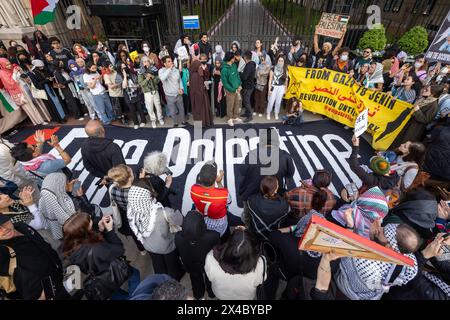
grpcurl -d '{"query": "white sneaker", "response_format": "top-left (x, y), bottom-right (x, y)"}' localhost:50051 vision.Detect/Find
top-left (78, 117), bottom-right (84, 121)
top-left (234, 118), bottom-right (243, 123)
top-left (134, 125), bottom-right (139, 130)
top-left (159, 119), bottom-right (164, 125)
top-left (42, 121), bottom-right (49, 125)
top-left (253, 112), bottom-right (257, 116)
top-left (275, 114), bottom-right (279, 120)
top-left (151, 121), bottom-right (156, 128)
top-left (266, 114), bottom-right (271, 120)
top-left (139, 123), bottom-right (146, 127)
top-left (83, 113), bottom-right (88, 117)
top-left (227, 119), bottom-right (234, 127)
top-left (258, 114), bottom-right (262, 117)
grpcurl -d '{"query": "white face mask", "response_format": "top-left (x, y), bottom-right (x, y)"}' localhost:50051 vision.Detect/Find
top-left (341, 54), bottom-right (348, 61)
top-left (143, 46), bottom-right (149, 53)
top-left (71, 67), bottom-right (77, 71)
top-left (414, 62), bottom-right (422, 69)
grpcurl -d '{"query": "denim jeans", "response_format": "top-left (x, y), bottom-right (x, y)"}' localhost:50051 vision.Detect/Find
top-left (110, 266), bottom-right (141, 300)
top-left (92, 92), bottom-right (115, 124)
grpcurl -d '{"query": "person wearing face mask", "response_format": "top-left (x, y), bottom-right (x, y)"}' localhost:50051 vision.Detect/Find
top-left (331, 47), bottom-right (354, 75)
top-left (313, 24), bottom-right (346, 69)
top-left (120, 62), bottom-right (146, 129)
top-left (408, 54), bottom-right (428, 85)
top-left (189, 54), bottom-right (213, 127)
top-left (141, 41), bottom-right (162, 69)
top-left (390, 85), bottom-right (444, 149)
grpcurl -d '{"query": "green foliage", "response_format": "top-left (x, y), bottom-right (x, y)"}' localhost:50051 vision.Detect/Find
top-left (358, 24), bottom-right (387, 52)
top-left (398, 26), bottom-right (429, 56)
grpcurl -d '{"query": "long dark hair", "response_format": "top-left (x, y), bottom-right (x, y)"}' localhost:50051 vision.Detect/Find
top-left (260, 175), bottom-right (279, 199)
top-left (217, 229), bottom-right (259, 274)
top-left (401, 142), bottom-right (426, 165)
top-left (133, 178), bottom-right (158, 198)
top-left (62, 212), bottom-right (104, 257)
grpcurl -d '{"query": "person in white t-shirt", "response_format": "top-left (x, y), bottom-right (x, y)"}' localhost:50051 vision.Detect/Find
top-left (83, 61), bottom-right (115, 125)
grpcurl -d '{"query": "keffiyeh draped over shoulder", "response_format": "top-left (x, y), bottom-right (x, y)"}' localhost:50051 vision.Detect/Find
top-left (127, 185), bottom-right (164, 242)
top-left (336, 224), bottom-right (418, 300)
top-left (39, 172), bottom-right (76, 240)
top-left (332, 186), bottom-right (388, 238)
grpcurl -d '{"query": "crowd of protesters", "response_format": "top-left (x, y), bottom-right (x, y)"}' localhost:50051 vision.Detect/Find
top-left (0, 23), bottom-right (449, 301)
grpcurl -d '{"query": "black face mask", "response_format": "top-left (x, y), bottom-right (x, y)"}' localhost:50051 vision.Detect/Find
top-left (201, 61), bottom-right (207, 65)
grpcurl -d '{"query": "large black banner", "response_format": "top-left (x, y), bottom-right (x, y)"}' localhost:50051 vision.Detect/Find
top-left (425, 10), bottom-right (450, 64)
top-left (10, 120), bottom-right (373, 216)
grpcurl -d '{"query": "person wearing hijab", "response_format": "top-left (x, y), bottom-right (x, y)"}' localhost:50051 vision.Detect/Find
top-left (127, 178), bottom-right (184, 281)
top-left (18, 73), bottom-right (52, 125)
top-left (212, 45), bottom-right (225, 64)
top-left (363, 62), bottom-right (384, 90)
top-left (28, 59), bottom-right (67, 123)
top-left (331, 186), bottom-right (389, 238)
top-left (189, 54), bottom-right (213, 127)
top-left (39, 172), bottom-right (77, 240)
top-left (175, 211), bottom-right (220, 300)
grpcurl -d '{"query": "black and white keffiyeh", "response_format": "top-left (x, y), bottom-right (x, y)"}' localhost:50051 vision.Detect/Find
top-left (39, 173), bottom-right (76, 240)
top-left (336, 224), bottom-right (418, 300)
top-left (423, 272), bottom-right (450, 297)
top-left (127, 186), bottom-right (164, 243)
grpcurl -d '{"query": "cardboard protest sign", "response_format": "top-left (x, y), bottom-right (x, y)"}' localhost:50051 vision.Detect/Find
top-left (316, 12), bottom-right (349, 39)
top-left (286, 67), bottom-right (414, 150)
top-left (425, 10), bottom-right (450, 64)
top-left (354, 108), bottom-right (368, 137)
top-left (298, 215), bottom-right (414, 266)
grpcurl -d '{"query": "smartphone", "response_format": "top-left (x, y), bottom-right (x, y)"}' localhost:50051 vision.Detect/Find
top-left (345, 183), bottom-right (358, 198)
top-left (72, 180), bottom-right (81, 196)
top-left (163, 167), bottom-right (173, 176)
top-left (41, 276), bottom-right (56, 300)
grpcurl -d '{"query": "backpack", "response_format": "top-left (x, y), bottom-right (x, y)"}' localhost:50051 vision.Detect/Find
top-left (0, 246), bottom-right (17, 294)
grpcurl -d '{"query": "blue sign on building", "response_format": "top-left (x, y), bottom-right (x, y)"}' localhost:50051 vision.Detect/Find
top-left (183, 15), bottom-right (200, 29)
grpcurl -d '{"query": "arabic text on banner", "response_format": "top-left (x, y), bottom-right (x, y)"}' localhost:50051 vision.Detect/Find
top-left (285, 67), bottom-right (414, 150)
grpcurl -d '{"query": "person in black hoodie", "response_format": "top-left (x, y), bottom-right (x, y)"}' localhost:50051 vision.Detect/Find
top-left (175, 211), bottom-right (220, 300)
top-left (243, 175), bottom-right (289, 241)
top-left (81, 120), bottom-right (126, 183)
top-left (240, 51), bottom-right (256, 123)
top-left (382, 188), bottom-right (438, 242)
top-left (62, 212), bottom-right (140, 300)
top-left (349, 135), bottom-right (400, 190)
top-left (423, 117), bottom-right (450, 183)
top-left (0, 214), bottom-right (69, 300)
top-left (239, 128), bottom-right (295, 203)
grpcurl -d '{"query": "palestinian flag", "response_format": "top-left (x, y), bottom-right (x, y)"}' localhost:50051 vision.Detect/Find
top-left (0, 90), bottom-right (19, 113)
top-left (31, 0), bottom-right (60, 25)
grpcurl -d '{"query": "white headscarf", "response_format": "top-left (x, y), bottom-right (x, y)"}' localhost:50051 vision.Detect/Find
top-left (39, 172), bottom-right (76, 240)
top-left (127, 185), bottom-right (164, 242)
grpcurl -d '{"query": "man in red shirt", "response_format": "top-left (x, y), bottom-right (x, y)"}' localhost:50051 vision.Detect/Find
top-left (190, 161), bottom-right (230, 236)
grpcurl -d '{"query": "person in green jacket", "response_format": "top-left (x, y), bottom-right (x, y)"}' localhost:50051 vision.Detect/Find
top-left (221, 52), bottom-right (242, 127)
top-left (138, 56), bottom-right (164, 128)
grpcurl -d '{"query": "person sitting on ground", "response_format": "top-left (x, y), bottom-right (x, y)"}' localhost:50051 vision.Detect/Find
top-left (274, 189), bottom-right (331, 280)
top-left (127, 178), bottom-right (184, 281)
top-left (141, 151), bottom-right (176, 208)
top-left (204, 227), bottom-right (266, 300)
top-left (191, 161), bottom-right (230, 237)
top-left (386, 141), bottom-right (426, 190)
top-left (62, 212), bottom-right (140, 300)
top-left (175, 211), bottom-right (220, 300)
top-left (0, 213), bottom-right (69, 300)
top-left (286, 169), bottom-right (336, 222)
top-left (242, 175), bottom-right (290, 241)
top-left (390, 85), bottom-right (444, 149)
top-left (10, 132), bottom-right (71, 189)
top-left (349, 135), bottom-right (400, 191)
top-left (335, 222), bottom-right (420, 300)
top-left (80, 120), bottom-right (125, 183)
top-left (331, 186), bottom-right (389, 238)
top-left (282, 97), bottom-right (303, 126)
top-left (382, 187), bottom-right (438, 241)
top-left (107, 164), bottom-right (146, 253)
top-left (0, 186), bottom-right (44, 230)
